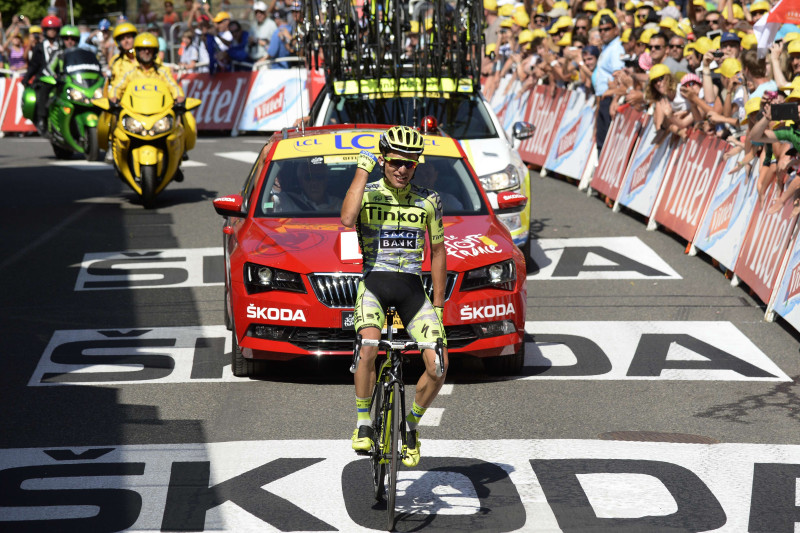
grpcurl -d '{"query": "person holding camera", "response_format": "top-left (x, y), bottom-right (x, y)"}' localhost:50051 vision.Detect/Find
top-left (266, 3), bottom-right (301, 68)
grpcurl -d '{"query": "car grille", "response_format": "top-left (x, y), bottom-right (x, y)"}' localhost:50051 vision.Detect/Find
top-left (308, 272), bottom-right (458, 308)
top-left (288, 325), bottom-right (478, 351)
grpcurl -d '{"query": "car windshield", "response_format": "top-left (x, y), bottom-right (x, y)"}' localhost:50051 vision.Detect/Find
top-left (256, 155), bottom-right (488, 218)
top-left (323, 95), bottom-right (497, 140)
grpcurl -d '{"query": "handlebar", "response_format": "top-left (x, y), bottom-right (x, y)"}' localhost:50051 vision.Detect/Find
top-left (349, 334), bottom-right (445, 376)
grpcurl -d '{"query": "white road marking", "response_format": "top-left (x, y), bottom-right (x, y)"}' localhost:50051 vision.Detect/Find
top-left (49, 161), bottom-right (111, 170)
top-left (439, 384), bottom-right (454, 395)
top-left (521, 321), bottom-right (790, 381)
top-left (528, 236), bottom-right (681, 280)
top-left (0, 439), bottom-right (797, 532)
top-left (419, 407), bottom-right (444, 426)
top-left (215, 151), bottom-right (259, 163)
top-left (180, 160), bottom-right (207, 167)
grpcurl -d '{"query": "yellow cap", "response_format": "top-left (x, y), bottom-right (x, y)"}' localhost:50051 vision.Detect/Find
top-left (592, 9), bottom-right (618, 27)
top-left (779, 76), bottom-right (800, 91)
top-left (787, 88), bottom-right (800, 102)
top-left (548, 15), bottom-right (573, 33)
top-left (639, 28), bottom-right (656, 43)
top-left (531, 28), bottom-right (548, 39)
top-left (789, 40), bottom-right (800, 54)
top-left (512, 10), bottom-right (530, 27)
top-left (29, 25), bottom-right (42, 33)
top-left (683, 43), bottom-right (696, 57)
top-left (498, 4), bottom-right (514, 17)
top-left (484, 0), bottom-right (498, 11)
top-left (741, 97), bottom-right (761, 124)
top-left (660, 17), bottom-right (677, 30)
top-left (621, 27), bottom-right (633, 43)
top-left (714, 57), bottom-right (742, 78)
top-left (583, 1), bottom-right (599, 12)
top-left (518, 29), bottom-right (535, 44)
top-left (624, 0), bottom-right (640, 11)
top-left (711, 35), bottom-right (721, 49)
top-left (485, 42), bottom-right (497, 55)
top-left (784, 32), bottom-right (800, 43)
top-left (677, 18), bottom-right (692, 35)
top-left (552, 1), bottom-right (569, 10)
top-left (672, 27), bottom-right (686, 38)
top-left (692, 0), bottom-right (705, 6)
top-left (536, 4), bottom-right (544, 14)
top-left (750, 0), bottom-right (770, 13)
top-left (741, 33), bottom-right (758, 49)
top-left (556, 31), bottom-right (572, 46)
top-left (733, 4), bottom-right (744, 18)
top-left (500, 17), bottom-right (514, 28)
top-left (649, 63), bottom-right (671, 81)
top-left (213, 11), bottom-right (231, 23)
top-left (694, 36), bottom-right (713, 54)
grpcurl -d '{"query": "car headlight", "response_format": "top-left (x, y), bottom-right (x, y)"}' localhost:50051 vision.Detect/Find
top-left (151, 116), bottom-right (173, 134)
top-left (244, 263), bottom-right (307, 294)
top-left (93, 88), bottom-right (104, 99)
top-left (68, 88), bottom-right (90, 104)
top-left (479, 164), bottom-right (520, 192)
top-left (461, 259), bottom-right (516, 291)
top-left (122, 116), bottom-right (145, 134)
top-left (496, 212), bottom-right (523, 233)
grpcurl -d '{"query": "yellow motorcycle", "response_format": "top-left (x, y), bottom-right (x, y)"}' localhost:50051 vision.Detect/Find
top-left (94, 79), bottom-right (200, 208)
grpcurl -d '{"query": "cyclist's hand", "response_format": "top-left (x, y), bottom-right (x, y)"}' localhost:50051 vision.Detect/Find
top-left (357, 150), bottom-right (377, 173)
top-left (434, 306), bottom-right (444, 323)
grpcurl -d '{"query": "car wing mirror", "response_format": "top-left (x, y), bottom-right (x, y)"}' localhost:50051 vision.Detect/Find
top-left (512, 121), bottom-right (535, 141)
top-left (497, 190), bottom-right (528, 211)
top-left (213, 194), bottom-right (246, 217)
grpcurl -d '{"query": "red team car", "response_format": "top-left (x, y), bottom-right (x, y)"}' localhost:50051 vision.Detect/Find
top-left (213, 125), bottom-right (528, 377)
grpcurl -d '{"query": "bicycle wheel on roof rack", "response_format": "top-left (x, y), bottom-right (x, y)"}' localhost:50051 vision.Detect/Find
top-left (468, 0), bottom-right (484, 83)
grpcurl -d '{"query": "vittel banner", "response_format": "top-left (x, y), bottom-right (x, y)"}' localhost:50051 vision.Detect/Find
top-left (518, 85), bottom-right (569, 168)
top-left (238, 69), bottom-right (310, 132)
top-left (590, 106), bottom-right (642, 201)
top-left (181, 72), bottom-right (253, 130)
top-left (616, 119), bottom-right (676, 217)
top-left (770, 229), bottom-right (800, 330)
top-left (544, 89), bottom-right (596, 181)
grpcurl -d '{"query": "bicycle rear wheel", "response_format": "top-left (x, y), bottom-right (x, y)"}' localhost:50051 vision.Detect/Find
top-left (386, 380), bottom-right (401, 530)
top-left (370, 377), bottom-right (386, 501)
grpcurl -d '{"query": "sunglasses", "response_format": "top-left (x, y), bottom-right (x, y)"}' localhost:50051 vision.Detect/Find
top-left (576, 25), bottom-right (589, 30)
top-left (668, 43), bottom-right (684, 49)
top-left (598, 26), bottom-right (614, 33)
top-left (385, 157), bottom-right (419, 170)
top-left (63, 36), bottom-right (78, 41)
top-left (650, 44), bottom-right (664, 50)
top-left (706, 18), bottom-right (719, 23)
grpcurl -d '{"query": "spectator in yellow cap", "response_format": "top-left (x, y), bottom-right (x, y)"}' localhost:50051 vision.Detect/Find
top-left (511, 9), bottom-right (530, 30)
top-left (484, 0), bottom-right (501, 46)
top-left (690, 0), bottom-right (707, 24)
top-left (581, 1), bottom-right (599, 14)
top-left (705, 58), bottom-right (746, 131)
top-left (648, 32), bottom-right (668, 66)
top-left (740, 33), bottom-right (758, 51)
top-left (750, 0), bottom-right (770, 24)
top-left (646, 64), bottom-right (678, 131)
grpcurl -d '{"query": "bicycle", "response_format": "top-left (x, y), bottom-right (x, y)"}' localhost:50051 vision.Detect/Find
top-left (350, 306), bottom-right (445, 531)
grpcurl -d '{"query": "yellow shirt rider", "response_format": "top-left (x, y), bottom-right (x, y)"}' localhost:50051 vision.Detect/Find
top-left (109, 22), bottom-right (138, 84)
top-left (110, 33), bottom-right (185, 103)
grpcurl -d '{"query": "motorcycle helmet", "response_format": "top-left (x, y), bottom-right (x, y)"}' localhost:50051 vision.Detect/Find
top-left (98, 18), bottom-right (111, 31)
top-left (60, 25), bottom-right (80, 38)
top-left (42, 15), bottom-right (62, 30)
top-left (133, 32), bottom-right (159, 66)
top-left (113, 21), bottom-right (138, 41)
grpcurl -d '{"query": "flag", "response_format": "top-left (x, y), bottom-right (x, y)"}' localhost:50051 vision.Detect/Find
top-left (754, 0), bottom-right (800, 57)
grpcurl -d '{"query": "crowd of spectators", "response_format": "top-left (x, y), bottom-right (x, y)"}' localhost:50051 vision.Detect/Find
top-left (479, 0), bottom-right (800, 215)
top-left (0, 1), bottom-right (302, 76)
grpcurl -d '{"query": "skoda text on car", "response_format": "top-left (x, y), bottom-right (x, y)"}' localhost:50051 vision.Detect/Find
top-left (213, 125), bottom-right (527, 377)
top-left (309, 79), bottom-right (535, 257)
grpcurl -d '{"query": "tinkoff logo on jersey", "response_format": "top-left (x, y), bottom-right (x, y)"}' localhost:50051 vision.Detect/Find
top-left (380, 230), bottom-right (418, 249)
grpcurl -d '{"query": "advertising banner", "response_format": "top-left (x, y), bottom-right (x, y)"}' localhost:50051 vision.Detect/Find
top-left (590, 106), bottom-right (642, 200)
top-left (543, 89), bottom-right (596, 181)
top-left (518, 85), bottom-right (569, 168)
top-left (693, 155), bottom-right (760, 270)
top-left (238, 69), bottom-right (310, 132)
top-left (181, 72), bottom-right (254, 131)
top-left (1, 78), bottom-right (36, 133)
top-left (308, 67), bottom-right (326, 105)
top-left (502, 84), bottom-right (531, 137)
top-left (769, 228), bottom-right (800, 329)
top-left (734, 180), bottom-right (799, 304)
top-left (489, 76), bottom-right (514, 121)
top-left (652, 130), bottom-right (727, 242)
top-left (616, 119), bottom-right (676, 217)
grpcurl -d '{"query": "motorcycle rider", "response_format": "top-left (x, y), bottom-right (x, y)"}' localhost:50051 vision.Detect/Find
top-left (109, 22), bottom-right (138, 84)
top-left (49, 25), bottom-right (81, 78)
top-left (22, 15), bottom-right (62, 131)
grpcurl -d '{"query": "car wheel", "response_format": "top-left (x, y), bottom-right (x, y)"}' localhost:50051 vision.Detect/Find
top-left (484, 342), bottom-right (525, 376)
top-left (231, 331), bottom-right (256, 378)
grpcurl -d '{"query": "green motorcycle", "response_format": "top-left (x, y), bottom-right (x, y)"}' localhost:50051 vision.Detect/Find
top-left (22, 48), bottom-right (105, 160)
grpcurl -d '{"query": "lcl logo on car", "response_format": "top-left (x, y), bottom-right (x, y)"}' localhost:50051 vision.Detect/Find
top-left (74, 248), bottom-right (224, 290)
top-left (0, 439), bottom-right (797, 532)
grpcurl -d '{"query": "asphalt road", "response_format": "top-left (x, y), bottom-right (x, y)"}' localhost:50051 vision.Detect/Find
top-left (0, 134), bottom-right (798, 532)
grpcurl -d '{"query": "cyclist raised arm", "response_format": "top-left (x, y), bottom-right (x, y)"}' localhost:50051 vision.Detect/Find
top-left (341, 125), bottom-right (448, 468)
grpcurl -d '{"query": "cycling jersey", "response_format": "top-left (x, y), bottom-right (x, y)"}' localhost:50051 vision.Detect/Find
top-left (356, 178), bottom-right (444, 275)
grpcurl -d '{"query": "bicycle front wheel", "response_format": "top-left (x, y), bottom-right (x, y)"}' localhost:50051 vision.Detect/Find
top-left (370, 380), bottom-right (386, 501)
top-left (386, 380), bottom-right (401, 531)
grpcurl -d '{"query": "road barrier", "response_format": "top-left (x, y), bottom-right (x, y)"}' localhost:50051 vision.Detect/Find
top-left (499, 83), bottom-right (800, 337)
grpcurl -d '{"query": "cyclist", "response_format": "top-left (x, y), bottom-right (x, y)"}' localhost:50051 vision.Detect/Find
top-left (341, 125), bottom-right (448, 468)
